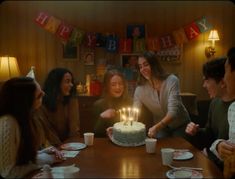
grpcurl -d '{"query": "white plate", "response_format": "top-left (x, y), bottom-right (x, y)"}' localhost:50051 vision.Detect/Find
top-left (110, 135), bottom-right (145, 147)
top-left (173, 151), bottom-right (194, 160)
top-left (166, 169), bottom-right (203, 179)
top-left (60, 142), bottom-right (86, 151)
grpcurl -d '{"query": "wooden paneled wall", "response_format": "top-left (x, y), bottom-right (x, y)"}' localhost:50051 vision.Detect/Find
top-left (0, 1), bottom-right (234, 100)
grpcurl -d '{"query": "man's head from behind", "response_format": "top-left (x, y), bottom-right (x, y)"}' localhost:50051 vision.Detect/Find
top-left (202, 57), bottom-right (226, 98)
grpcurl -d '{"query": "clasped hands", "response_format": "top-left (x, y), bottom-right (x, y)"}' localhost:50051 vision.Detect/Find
top-left (41, 146), bottom-right (66, 163)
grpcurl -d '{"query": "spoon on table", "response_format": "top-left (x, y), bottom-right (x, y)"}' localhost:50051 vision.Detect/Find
top-left (168, 164), bottom-right (203, 171)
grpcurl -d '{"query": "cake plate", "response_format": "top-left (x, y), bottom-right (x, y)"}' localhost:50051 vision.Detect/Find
top-left (110, 135), bottom-right (145, 147)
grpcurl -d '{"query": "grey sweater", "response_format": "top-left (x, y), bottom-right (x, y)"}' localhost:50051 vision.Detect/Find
top-left (134, 74), bottom-right (190, 131)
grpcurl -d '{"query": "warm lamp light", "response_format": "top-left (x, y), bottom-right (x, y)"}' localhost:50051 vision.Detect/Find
top-left (205, 29), bottom-right (220, 58)
top-left (0, 56), bottom-right (21, 82)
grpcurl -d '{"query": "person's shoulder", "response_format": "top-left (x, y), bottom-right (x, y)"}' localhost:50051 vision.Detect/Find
top-left (93, 98), bottom-right (106, 106)
top-left (167, 74), bottom-right (178, 81)
top-left (209, 97), bottom-right (222, 108)
top-left (135, 84), bottom-right (147, 91)
top-left (211, 97), bottom-right (221, 103)
top-left (165, 74), bottom-right (179, 86)
top-left (0, 115), bottom-right (18, 128)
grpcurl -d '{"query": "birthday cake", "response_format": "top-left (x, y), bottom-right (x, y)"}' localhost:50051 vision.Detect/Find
top-left (112, 121), bottom-right (146, 147)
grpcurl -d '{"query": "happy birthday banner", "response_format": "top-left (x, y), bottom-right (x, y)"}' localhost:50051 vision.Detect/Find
top-left (35, 12), bottom-right (212, 54)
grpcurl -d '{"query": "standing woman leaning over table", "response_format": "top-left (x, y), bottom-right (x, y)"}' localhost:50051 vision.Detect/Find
top-left (36, 68), bottom-right (80, 146)
top-left (134, 51), bottom-right (190, 139)
top-left (0, 77), bottom-right (64, 178)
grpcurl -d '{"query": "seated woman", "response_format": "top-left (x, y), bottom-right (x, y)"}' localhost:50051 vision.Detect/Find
top-left (134, 51), bottom-right (190, 139)
top-left (35, 68), bottom-right (80, 146)
top-left (93, 69), bottom-right (132, 137)
top-left (0, 77), bottom-right (64, 178)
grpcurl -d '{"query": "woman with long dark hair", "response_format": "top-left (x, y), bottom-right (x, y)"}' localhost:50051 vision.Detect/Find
top-left (36, 68), bottom-right (80, 146)
top-left (134, 51), bottom-right (190, 139)
top-left (0, 77), bottom-right (63, 178)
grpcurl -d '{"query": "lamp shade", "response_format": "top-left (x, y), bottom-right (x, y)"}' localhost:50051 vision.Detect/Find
top-left (208, 30), bottom-right (220, 41)
top-left (0, 56), bottom-right (21, 82)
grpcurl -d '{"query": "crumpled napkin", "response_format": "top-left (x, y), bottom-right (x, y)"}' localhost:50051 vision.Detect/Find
top-left (52, 164), bottom-right (80, 173)
top-left (61, 150), bottom-right (80, 158)
top-left (52, 164), bottom-right (80, 178)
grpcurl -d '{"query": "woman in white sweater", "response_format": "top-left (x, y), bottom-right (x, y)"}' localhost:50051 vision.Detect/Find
top-left (134, 51), bottom-right (190, 139)
top-left (0, 77), bottom-right (64, 178)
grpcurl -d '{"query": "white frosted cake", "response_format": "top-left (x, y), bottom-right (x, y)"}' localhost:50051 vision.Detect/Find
top-left (112, 121), bottom-right (146, 146)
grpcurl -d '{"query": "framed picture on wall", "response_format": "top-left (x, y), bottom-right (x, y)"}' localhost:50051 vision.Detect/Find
top-left (126, 24), bottom-right (145, 39)
top-left (120, 53), bottom-right (139, 68)
top-left (62, 43), bottom-right (78, 60)
top-left (82, 51), bottom-right (95, 65)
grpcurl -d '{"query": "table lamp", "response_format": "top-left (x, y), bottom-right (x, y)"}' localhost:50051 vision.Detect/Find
top-left (0, 56), bottom-right (21, 82)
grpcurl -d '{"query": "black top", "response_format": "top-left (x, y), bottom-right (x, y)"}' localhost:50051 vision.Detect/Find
top-left (92, 97), bottom-right (132, 137)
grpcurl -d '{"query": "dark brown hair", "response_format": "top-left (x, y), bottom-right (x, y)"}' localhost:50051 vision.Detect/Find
top-left (0, 77), bottom-right (38, 164)
top-left (202, 57), bottom-right (226, 83)
top-left (137, 51), bottom-right (169, 85)
top-left (227, 47), bottom-right (235, 71)
top-left (42, 68), bottom-right (76, 111)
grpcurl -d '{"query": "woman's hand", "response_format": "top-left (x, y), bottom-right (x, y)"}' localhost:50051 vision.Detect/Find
top-left (148, 125), bottom-right (157, 138)
top-left (185, 122), bottom-right (199, 136)
top-left (100, 109), bottom-right (116, 119)
top-left (224, 153), bottom-right (235, 178)
top-left (217, 141), bottom-right (235, 159)
top-left (43, 146), bottom-right (66, 161)
top-left (106, 127), bottom-right (113, 139)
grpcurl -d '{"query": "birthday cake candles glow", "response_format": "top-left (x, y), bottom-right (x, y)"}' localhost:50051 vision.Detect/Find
top-left (118, 107), bottom-right (139, 126)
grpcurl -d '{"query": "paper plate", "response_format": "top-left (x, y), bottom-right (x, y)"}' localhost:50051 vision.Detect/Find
top-left (173, 151), bottom-right (194, 160)
top-left (60, 142), bottom-right (86, 151)
top-left (166, 169), bottom-right (203, 179)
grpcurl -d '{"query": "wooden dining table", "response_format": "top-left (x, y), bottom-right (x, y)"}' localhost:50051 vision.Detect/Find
top-left (30, 136), bottom-right (223, 178)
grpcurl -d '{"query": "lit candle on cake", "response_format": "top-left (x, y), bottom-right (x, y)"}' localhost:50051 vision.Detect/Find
top-left (122, 115), bottom-right (127, 125)
top-left (128, 107), bottom-right (131, 118)
top-left (118, 109), bottom-right (121, 120)
top-left (122, 108), bottom-right (128, 125)
top-left (136, 108), bottom-right (139, 121)
top-left (118, 107), bottom-right (140, 126)
top-left (129, 117), bottom-right (133, 126)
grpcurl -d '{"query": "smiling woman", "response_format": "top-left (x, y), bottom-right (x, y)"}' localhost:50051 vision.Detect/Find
top-left (92, 69), bottom-right (132, 137)
top-left (33, 68), bottom-right (80, 147)
top-left (134, 51), bottom-right (190, 140)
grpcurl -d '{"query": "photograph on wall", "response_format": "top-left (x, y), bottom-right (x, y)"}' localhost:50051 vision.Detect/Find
top-left (62, 43), bottom-right (78, 60)
top-left (120, 54), bottom-right (139, 81)
top-left (82, 51), bottom-right (95, 65)
top-left (126, 24), bottom-right (145, 39)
